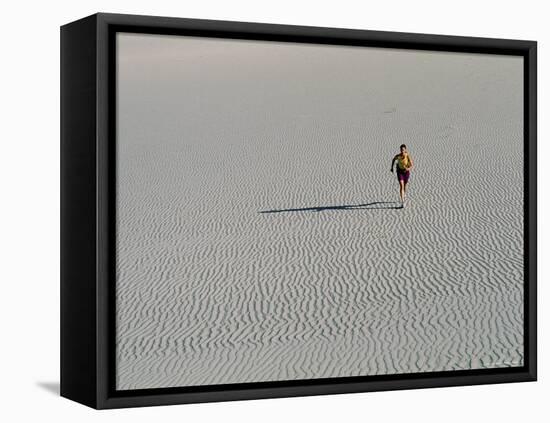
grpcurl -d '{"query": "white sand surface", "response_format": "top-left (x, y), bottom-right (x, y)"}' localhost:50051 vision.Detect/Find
top-left (115, 33), bottom-right (524, 389)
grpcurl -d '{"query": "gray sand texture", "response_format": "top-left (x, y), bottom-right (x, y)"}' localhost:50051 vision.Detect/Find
top-left (115, 33), bottom-right (524, 390)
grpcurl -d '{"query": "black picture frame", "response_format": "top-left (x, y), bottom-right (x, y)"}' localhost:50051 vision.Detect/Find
top-left (60, 12), bottom-right (537, 409)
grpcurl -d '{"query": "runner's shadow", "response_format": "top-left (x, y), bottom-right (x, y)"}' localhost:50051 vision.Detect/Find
top-left (259, 201), bottom-right (402, 214)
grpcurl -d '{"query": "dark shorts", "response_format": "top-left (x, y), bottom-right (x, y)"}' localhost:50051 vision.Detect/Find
top-left (397, 169), bottom-right (410, 183)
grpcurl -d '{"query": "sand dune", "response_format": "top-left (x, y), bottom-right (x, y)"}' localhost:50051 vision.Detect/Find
top-left (115, 34), bottom-right (524, 389)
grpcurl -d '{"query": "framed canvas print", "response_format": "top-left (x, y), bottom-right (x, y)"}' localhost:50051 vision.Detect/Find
top-left (60, 13), bottom-right (537, 409)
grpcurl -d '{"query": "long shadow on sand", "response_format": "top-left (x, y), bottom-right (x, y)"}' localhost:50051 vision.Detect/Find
top-left (259, 201), bottom-right (402, 214)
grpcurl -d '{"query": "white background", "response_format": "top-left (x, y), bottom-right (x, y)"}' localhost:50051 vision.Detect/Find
top-left (1, 0), bottom-right (546, 421)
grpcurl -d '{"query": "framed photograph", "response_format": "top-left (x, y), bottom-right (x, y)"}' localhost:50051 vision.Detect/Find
top-left (60, 13), bottom-right (537, 409)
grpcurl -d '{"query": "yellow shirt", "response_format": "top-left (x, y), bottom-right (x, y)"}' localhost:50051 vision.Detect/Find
top-left (395, 153), bottom-right (411, 171)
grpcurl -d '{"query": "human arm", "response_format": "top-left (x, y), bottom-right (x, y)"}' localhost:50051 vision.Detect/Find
top-left (407, 155), bottom-right (413, 170)
top-left (390, 155), bottom-right (397, 172)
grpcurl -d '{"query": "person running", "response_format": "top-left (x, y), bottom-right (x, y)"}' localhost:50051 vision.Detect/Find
top-left (390, 144), bottom-right (413, 207)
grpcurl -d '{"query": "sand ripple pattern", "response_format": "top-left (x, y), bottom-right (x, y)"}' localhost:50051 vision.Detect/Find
top-left (115, 34), bottom-right (524, 389)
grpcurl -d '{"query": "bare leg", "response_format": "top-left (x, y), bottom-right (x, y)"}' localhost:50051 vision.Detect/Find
top-left (399, 180), bottom-right (405, 205)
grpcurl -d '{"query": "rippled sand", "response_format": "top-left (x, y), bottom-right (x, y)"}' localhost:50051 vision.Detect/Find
top-left (115, 33), bottom-right (524, 389)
